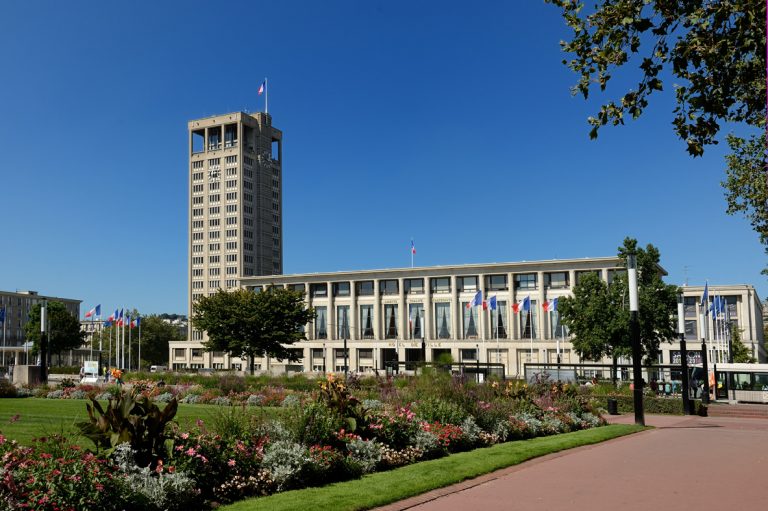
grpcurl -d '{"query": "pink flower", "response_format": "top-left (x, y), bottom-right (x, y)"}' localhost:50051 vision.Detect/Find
top-left (185, 447), bottom-right (196, 456)
top-left (227, 459), bottom-right (236, 467)
top-left (180, 433), bottom-right (189, 440)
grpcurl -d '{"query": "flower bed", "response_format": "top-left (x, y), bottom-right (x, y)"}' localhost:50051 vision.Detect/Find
top-left (0, 373), bottom-right (605, 509)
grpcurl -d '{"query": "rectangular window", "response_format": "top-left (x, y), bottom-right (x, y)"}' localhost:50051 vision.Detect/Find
top-left (430, 277), bottom-right (451, 294)
top-left (310, 283), bottom-right (328, 297)
top-left (520, 300), bottom-right (538, 338)
top-left (491, 300), bottom-right (508, 338)
top-left (684, 297), bottom-right (697, 318)
top-left (360, 304), bottom-right (374, 338)
top-left (356, 281), bottom-right (374, 296)
top-left (337, 305), bottom-right (350, 339)
top-left (545, 272), bottom-right (569, 289)
top-left (289, 283), bottom-right (305, 293)
top-left (462, 302), bottom-right (479, 339)
top-left (314, 306), bottom-right (327, 339)
top-left (458, 276), bottom-right (478, 292)
top-left (332, 282), bottom-right (350, 296)
top-left (514, 273), bottom-right (537, 290)
top-left (486, 274), bottom-right (508, 291)
top-left (209, 255), bottom-right (220, 263)
top-left (191, 348), bottom-right (203, 358)
top-left (434, 303), bottom-right (451, 339)
top-left (404, 278), bottom-right (424, 294)
top-left (174, 348), bottom-right (186, 359)
top-left (380, 280), bottom-right (398, 295)
top-left (384, 304), bottom-right (398, 339)
top-left (550, 309), bottom-right (568, 338)
top-left (408, 303), bottom-right (424, 339)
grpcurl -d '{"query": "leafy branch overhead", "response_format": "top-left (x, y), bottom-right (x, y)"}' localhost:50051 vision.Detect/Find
top-left (547, 0), bottom-right (765, 156)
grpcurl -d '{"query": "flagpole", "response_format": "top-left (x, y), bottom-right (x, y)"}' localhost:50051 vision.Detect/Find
top-left (265, 77), bottom-right (268, 114)
top-left (138, 317), bottom-right (141, 372)
top-left (2, 307), bottom-right (5, 370)
top-left (90, 318), bottom-right (94, 360)
top-left (529, 297), bottom-right (534, 365)
top-left (128, 314), bottom-right (132, 372)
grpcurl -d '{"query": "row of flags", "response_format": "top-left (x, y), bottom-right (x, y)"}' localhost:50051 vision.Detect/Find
top-left (466, 291), bottom-right (559, 314)
top-left (84, 305), bottom-right (141, 329)
top-left (700, 282), bottom-right (731, 319)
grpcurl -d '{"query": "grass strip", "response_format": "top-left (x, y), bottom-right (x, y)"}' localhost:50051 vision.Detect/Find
top-left (222, 424), bottom-right (645, 511)
top-left (0, 398), bottom-right (280, 447)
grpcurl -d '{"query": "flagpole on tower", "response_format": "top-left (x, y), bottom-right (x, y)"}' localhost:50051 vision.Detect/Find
top-left (265, 77), bottom-right (268, 114)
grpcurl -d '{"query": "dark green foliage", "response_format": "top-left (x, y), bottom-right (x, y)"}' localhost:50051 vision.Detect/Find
top-left (191, 287), bottom-right (315, 371)
top-left (730, 325), bottom-right (757, 363)
top-left (559, 238), bottom-right (679, 363)
top-left (24, 301), bottom-right (86, 361)
top-left (594, 395), bottom-right (705, 415)
top-left (76, 388), bottom-right (178, 467)
top-left (0, 378), bottom-right (17, 398)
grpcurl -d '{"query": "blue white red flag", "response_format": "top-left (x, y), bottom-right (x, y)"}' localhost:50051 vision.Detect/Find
top-left (467, 290), bottom-right (482, 309)
top-left (488, 295), bottom-right (497, 311)
top-left (258, 80), bottom-right (266, 95)
top-left (411, 239), bottom-right (416, 255)
top-left (85, 304), bottom-right (101, 318)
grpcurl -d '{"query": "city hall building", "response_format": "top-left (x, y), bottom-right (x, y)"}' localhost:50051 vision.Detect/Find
top-left (172, 259), bottom-right (765, 376)
top-left (172, 111), bottom-right (764, 375)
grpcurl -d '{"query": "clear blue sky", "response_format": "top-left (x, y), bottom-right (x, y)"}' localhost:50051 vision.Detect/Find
top-left (1, 1), bottom-right (764, 316)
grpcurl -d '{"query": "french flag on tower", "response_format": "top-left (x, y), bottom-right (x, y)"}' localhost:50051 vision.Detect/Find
top-left (258, 80), bottom-right (266, 95)
top-left (85, 304), bottom-right (101, 319)
top-left (411, 239), bottom-right (416, 255)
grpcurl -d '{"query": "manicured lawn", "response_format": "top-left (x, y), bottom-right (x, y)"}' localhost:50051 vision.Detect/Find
top-left (221, 424), bottom-right (645, 511)
top-left (0, 398), bottom-right (282, 448)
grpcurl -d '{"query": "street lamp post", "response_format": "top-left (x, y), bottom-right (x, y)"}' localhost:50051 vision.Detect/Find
top-left (40, 300), bottom-right (48, 384)
top-left (677, 294), bottom-right (691, 415)
top-left (322, 342), bottom-right (326, 375)
top-left (627, 254), bottom-right (644, 426)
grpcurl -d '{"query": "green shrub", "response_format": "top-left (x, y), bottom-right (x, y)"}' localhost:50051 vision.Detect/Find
top-left (414, 398), bottom-right (467, 425)
top-left (594, 395), bottom-right (704, 415)
top-left (0, 378), bottom-right (17, 398)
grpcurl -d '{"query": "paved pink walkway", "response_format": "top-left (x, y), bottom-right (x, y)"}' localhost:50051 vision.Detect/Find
top-left (376, 414), bottom-right (768, 511)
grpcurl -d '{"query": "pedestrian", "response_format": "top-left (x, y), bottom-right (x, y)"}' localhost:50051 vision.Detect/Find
top-left (79, 365), bottom-right (85, 380)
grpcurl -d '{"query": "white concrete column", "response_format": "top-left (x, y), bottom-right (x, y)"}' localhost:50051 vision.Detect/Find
top-left (373, 279), bottom-right (381, 340)
top-left (538, 271), bottom-right (546, 340)
top-left (451, 276), bottom-right (459, 341)
top-left (398, 278), bottom-right (407, 340)
top-left (350, 280), bottom-right (358, 342)
top-left (304, 282), bottom-right (312, 339)
top-left (425, 278), bottom-right (432, 341)
top-left (327, 281), bottom-right (335, 340)
top-left (478, 274), bottom-right (486, 341)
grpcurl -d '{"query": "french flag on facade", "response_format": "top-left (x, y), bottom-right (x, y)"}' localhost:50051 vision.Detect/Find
top-left (467, 290), bottom-right (482, 309)
top-left (513, 296), bottom-right (530, 314)
top-left (85, 304), bottom-right (101, 319)
top-left (488, 295), bottom-right (497, 311)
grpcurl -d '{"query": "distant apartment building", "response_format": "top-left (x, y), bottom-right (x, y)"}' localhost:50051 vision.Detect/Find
top-left (0, 290), bottom-right (81, 365)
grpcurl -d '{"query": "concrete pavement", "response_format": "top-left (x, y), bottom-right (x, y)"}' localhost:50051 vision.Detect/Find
top-left (375, 414), bottom-right (768, 511)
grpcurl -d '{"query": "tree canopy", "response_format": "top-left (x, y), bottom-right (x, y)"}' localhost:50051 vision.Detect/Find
top-left (559, 238), bottom-right (679, 363)
top-left (24, 302), bottom-right (85, 363)
top-left (547, 0), bottom-right (766, 265)
top-left (730, 325), bottom-right (756, 363)
top-left (190, 287), bottom-right (314, 372)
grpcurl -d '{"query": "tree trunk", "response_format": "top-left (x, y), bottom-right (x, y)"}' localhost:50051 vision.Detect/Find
top-left (249, 354), bottom-right (255, 375)
top-left (612, 354), bottom-right (618, 387)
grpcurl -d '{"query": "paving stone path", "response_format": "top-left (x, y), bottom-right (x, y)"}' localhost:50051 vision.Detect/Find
top-left (376, 414), bottom-right (768, 511)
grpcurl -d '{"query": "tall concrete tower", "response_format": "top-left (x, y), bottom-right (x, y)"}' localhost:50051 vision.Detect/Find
top-left (181, 112), bottom-right (282, 364)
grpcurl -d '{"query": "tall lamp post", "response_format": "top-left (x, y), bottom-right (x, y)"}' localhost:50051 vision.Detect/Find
top-left (40, 300), bottom-right (48, 384)
top-left (677, 294), bottom-right (691, 415)
top-left (628, 254), bottom-right (644, 426)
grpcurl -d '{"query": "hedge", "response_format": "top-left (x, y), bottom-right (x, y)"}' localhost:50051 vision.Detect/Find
top-left (593, 395), bottom-right (706, 416)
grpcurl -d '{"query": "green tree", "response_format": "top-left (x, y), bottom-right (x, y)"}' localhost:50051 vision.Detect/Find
top-left (559, 238), bottom-right (679, 368)
top-left (24, 302), bottom-right (86, 365)
top-left (730, 325), bottom-right (756, 363)
top-left (547, 0), bottom-right (766, 260)
top-left (191, 287), bottom-right (315, 374)
top-left (133, 315), bottom-right (185, 368)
